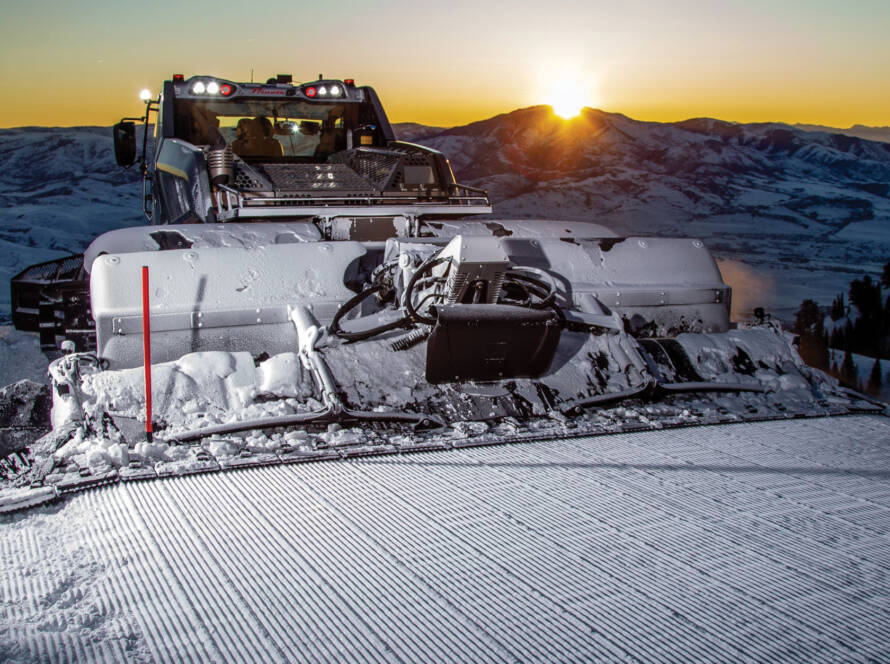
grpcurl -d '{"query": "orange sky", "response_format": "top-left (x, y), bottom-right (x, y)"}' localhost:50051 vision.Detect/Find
top-left (2, 0), bottom-right (888, 129)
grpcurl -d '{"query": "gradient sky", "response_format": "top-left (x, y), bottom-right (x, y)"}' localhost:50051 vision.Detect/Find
top-left (1, 0), bottom-right (888, 128)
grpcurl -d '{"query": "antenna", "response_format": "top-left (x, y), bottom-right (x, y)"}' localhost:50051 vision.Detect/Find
top-left (250, 68), bottom-right (254, 83)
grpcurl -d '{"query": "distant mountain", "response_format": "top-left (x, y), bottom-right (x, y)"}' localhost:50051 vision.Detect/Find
top-left (0, 126), bottom-right (146, 321)
top-left (1, 111), bottom-right (889, 322)
top-left (400, 107), bottom-right (890, 312)
top-left (795, 123), bottom-right (890, 144)
top-left (404, 107), bottom-right (890, 233)
top-left (391, 122), bottom-right (449, 142)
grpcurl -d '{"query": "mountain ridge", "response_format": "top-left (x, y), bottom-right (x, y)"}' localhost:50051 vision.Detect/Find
top-left (394, 108), bottom-right (890, 144)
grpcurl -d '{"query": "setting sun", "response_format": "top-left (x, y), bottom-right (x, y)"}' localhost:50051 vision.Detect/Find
top-left (545, 75), bottom-right (592, 119)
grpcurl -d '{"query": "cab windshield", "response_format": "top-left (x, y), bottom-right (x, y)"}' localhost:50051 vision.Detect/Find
top-left (173, 99), bottom-right (359, 158)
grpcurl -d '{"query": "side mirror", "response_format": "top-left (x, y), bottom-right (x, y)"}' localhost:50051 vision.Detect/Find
top-left (113, 121), bottom-right (137, 166)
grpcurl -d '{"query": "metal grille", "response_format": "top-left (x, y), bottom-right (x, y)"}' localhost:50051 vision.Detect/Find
top-left (403, 152), bottom-right (434, 166)
top-left (389, 146), bottom-right (437, 189)
top-left (233, 162), bottom-right (265, 190)
top-left (231, 149), bottom-right (441, 195)
top-left (444, 271), bottom-right (505, 304)
top-left (487, 271), bottom-right (506, 303)
top-left (329, 149), bottom-right (403, 190)
top-left (17, 255), bottom-right (83, 282)
top-left (234, 162), bottom-right (375, 192)
top-left (264, 163), bottom-right (374, 191)
top-left (445, 273), bottom-right (469, 303)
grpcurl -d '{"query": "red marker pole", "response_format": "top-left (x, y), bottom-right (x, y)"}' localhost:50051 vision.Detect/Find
top-left (142, 265), bottom-right (153, 442)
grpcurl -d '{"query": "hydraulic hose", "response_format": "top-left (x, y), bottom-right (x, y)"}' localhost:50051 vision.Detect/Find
top-left (503, 269), bottom-right (564, 324)
top-left (331, 255), bottom-right (448, 341)
top-left (329, 285), bottom-right (412, 342)
top-left (404, 256), bottom-right (449, 325)
top-left (504, 270), bottom-right (557, 309)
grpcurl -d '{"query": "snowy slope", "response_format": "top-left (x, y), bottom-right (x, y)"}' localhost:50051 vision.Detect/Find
top-left (0, 326), bottom-right (50, 385)
top-left (391, 122), bottom-right (449, 141)
top-left (0, 127), bottom-right (145, 321)
top-left (3, 415), bottom-right (890, 662)
top-left (829, 348), bottom-right (890, 394)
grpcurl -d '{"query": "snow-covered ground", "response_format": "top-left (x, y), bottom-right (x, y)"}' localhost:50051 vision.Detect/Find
top-left (0, 326), bottom-right (49, 386)
top-left (3, 415), bottom-right (890, 662)
top-left (829, 348), bottom-right (890, 392)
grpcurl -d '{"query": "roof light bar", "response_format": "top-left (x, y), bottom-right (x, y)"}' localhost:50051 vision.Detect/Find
top-left (188, 79), bottom-right (233, 96)
top-left (186, 77), bottom-right (342, 98)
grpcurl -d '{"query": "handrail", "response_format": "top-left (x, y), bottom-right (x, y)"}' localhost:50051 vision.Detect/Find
top-left (217, 192), bottom-right (489, 208)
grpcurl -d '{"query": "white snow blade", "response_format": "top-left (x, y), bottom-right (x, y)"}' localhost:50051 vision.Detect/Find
top-left (7, 229), bottom-right (884, 505)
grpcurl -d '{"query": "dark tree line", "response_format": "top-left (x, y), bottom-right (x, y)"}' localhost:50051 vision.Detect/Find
top-left (827, 273), bottom-right (890, 359)
top-left (793, 259), bottom-right (890, 394)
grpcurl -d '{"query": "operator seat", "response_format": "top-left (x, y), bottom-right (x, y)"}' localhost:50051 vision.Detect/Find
top-left (256, 116), bottom-right (284, 157)
top-left (232, 118), bottom-right (262, 156)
